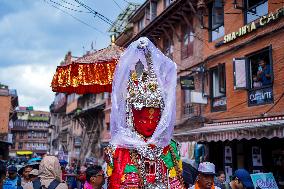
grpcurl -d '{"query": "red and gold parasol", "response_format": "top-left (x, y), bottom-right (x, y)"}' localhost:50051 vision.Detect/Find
top-left (51, 44), bottom-right (124, 94)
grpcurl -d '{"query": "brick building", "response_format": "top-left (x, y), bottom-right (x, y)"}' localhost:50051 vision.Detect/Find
top-left (0, 84), bottom-right (18, 160)
top-left (10, 108), bottom-right (50, 157)
top-left (113, 0), bottom-right (284, 185)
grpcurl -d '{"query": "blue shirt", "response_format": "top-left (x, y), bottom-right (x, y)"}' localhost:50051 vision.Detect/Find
top-left (260, 66), bottom-right (271, 86)
top-left (3, 177), bottom-right (19, 189)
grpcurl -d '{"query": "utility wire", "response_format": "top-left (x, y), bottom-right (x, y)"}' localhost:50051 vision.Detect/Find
top-left (74, 0), bottom-right (114, 26)
top-left (43, 0), bottom-right (107, 35)
top-left (49, 0), bottom-right (91, 13)
top-left (112, 0), bottom-right (124, 11)
top-left (59, 0), bottom-right (81, 7)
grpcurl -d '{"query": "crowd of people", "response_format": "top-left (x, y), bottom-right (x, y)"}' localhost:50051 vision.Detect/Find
top-left (0, 156), bottom-right (105, 189)
top-left (0, 155), bottom-right (256, 189)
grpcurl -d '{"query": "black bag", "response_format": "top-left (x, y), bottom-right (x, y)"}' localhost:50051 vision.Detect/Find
top-left (32, 178), bottom-right (60, 189)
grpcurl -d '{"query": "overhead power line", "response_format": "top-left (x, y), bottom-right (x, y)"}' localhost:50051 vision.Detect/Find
top-left (112, 0), bottom-right (124, 11)
top-left (48, 0), bottom-right (91, 13)
top-left (59, 0), bottom-right (81, 7)
top-left (43, 0), bottom-right (106, 35)
top-left (73, 0), bottom-right (115, 26)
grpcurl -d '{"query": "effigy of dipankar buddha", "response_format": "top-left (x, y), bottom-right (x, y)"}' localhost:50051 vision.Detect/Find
top-left (105, 37), bottom-right (185, 189)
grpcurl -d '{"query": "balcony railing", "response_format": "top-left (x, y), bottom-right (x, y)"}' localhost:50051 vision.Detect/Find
top-left (183, 103), bottom-right (195, 116)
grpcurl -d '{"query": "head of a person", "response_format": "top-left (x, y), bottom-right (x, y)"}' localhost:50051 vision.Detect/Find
top-left (39, 156), bottom-right (62, 182)
top-left (28, 169), bottom-right (39, 182)
top-left (231, 169), bottom-right (254, 189)
top-left (23, 165), bottom-right (33, 180)
top-left (217, 171), bottom-right (226, 183)
top-left (7, 166), bottom-right (18, 180)
top-left (258, 59), bottom-right (266, 68)
top-left (85, 165), bottom-right (105, 187)
top-left (196, 162), bottom-right (216, 189)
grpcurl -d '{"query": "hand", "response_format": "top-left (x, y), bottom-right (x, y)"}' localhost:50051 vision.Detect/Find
top-left (257, 70), bottom-right (263, 75)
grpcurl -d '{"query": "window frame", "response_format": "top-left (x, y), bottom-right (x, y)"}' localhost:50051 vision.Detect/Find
top-left (210, 64), bottom-right (227, 112)
top-left (246, 45), bottom-right (274, 90)
top-left (181, 22), bottom-right (194, 59)
top-left (163, 36), bottom-right (174, 59)
top-left (245, 45), bottom-right (274, 107)
top-left (208, 0), bottom-right (225, 42)
top-left (244, 0), bottom-right (268, 24)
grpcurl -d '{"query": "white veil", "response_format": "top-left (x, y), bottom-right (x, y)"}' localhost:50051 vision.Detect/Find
top-left (110, 37), bottom-right (177, 148)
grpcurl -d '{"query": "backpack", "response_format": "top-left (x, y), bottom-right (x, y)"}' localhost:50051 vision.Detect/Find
top-left (32, 178), bottom-right (60, 189)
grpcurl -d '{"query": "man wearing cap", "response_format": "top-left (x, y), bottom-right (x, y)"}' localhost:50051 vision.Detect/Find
top-left (3, 166), bottom-right (22, 189)
top-left (189, 162), bottom-right (221, 189)
top-left (229, 169), bottom-right (254, 189)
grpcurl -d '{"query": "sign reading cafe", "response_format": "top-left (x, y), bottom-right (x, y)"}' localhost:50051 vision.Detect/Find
top-left (248, 87), bottom-right (274, 106)
top-left (223, 7), bottom-right (284, 44)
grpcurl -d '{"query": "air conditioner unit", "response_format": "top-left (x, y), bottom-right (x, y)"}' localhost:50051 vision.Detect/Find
top-left (190, 91), bottom-right (208, 104)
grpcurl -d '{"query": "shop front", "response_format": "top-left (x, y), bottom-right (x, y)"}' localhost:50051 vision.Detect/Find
top-left (175, 116), bottom-right (284, 188)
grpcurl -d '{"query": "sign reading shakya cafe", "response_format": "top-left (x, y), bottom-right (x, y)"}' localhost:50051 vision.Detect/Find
top-left (221, 7), bottom-right (284, 45)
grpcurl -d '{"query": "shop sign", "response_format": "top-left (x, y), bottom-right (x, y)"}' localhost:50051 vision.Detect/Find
top-left (251, 173), bottom-right (278, 189)
top-left (220, 7), bottom-right (284, 45)
top-left (212, 96), bottom-right (227, 112)
top-left (213, 97), bottom-right (227, 107)
top-left (180, 76), bottom-right (195, 90)
top-left (248, 87), bottom-right (273, 106)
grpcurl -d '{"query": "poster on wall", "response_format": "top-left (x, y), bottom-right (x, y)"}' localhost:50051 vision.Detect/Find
top-left (250, 173), bottom-right (279, 189)
top-left (252, 146), bottom-right (263, 167)
top-left (225, 146), bottom-right (232, 164)
top-left (225, 166), bottom-right (233, 182)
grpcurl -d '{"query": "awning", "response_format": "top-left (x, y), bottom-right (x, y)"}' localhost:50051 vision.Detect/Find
top-left (174, 116), bottom-right (284, 142)
top-left (16, 151), bottom-right (33, 155)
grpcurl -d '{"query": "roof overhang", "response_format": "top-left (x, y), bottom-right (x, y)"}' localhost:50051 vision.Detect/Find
top-left (174, 116), bottom-right (284, 142)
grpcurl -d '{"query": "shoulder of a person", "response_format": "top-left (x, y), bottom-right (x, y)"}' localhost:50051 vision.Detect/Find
top-left (56, 182), bottom-right (68, 189)
top-left (23, 182), bottom-right (33, 189)
top-left (189, 185), bottom-right (195, 189)
top-left (215, 186), bottom-right (222, 189)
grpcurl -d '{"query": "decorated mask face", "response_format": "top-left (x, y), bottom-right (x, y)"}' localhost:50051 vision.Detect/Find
top-left (132, 107), bottom-right (161, 138)
top-left (126, 52), bottom-right (164, 139)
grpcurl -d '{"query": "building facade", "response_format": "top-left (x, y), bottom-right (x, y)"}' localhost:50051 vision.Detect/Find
top-left (0, 84), bottom-right (18, 160)
top-left (49, 52), bottom-right (109, 164)
top-left (114, 0), bottom-right (284, 186)
top-left (10, 108), bottom-right (50, 157)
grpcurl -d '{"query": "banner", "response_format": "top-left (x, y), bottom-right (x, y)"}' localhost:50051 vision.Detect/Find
top-left (250, 173), bottom-right (278, 189)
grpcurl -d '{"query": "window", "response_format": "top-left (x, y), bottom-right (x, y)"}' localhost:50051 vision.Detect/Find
top-left (233, 46), bottom-right (273, 106)
top-left (183, 89), bottom-right (194, 115)
top-left (18, 142), bottom-right (23, 150)
top-left (163, 37), bottom-right (174, 59)
top-left (164, 0), bottom-right (174, 8)
top-left (19, 132), bottom-right (24, 139)
top-left (150, 1), bottom-right (157, 20)
top-left (245, 0), bottom-right (268, 23)
top-left (210, 63), bottom-right (227, 112)
top-left (138, 16), bottom-right (145, 32)
top-left (181, 22), bottom-right (194, 59)
top-left (209, 0), bottom-right (225, 41)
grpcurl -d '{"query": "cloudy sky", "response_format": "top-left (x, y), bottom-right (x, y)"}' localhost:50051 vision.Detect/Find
top-left (0, 0), bottom-right (143, 111)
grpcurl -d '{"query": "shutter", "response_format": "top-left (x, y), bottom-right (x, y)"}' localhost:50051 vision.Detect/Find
top-left (218, 63), bottom-right (226, 93)
top-left (233, 58), bottom-right (248, 89)
top-left (268, 45), bottom-right (274, 83)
